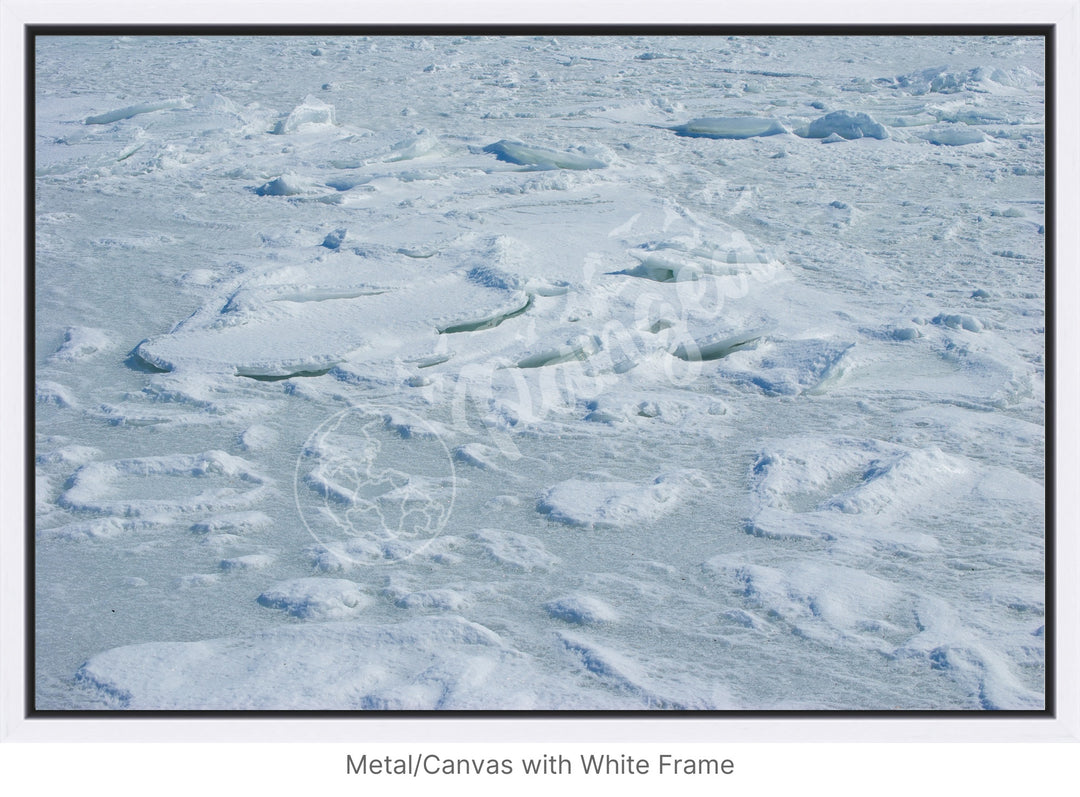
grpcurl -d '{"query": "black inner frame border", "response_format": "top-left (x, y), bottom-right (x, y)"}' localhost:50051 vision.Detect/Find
top-left (24, 22), bottom-right (1056, 721)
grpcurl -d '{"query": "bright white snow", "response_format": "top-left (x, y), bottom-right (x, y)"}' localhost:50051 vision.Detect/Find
top-left (35, 34), bottom-right (1045, 711)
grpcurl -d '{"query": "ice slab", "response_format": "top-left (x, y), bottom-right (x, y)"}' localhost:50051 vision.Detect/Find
top-left (135, 252), bottom-right (526, 377)
top-left (797, 110), bottom-right (888, 140)
top-left (671, 117), bottom-right (787, 139)
top-left (84, 98), bottom-right (190, 125)
top-left (483, 140), bottom-right (607, 170)
top-left (271, 96), bottom-right (337, 135)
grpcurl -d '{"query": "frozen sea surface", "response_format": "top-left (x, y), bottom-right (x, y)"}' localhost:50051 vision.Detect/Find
top-left (34, 34), bottom-right (1045, 710)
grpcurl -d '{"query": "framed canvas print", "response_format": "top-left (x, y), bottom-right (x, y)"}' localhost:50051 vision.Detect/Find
top-left (19, 17), bottom-right (1062, 728)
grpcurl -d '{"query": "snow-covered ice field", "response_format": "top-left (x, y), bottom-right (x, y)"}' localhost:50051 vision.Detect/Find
top-left (33, 34), bottom-right (1046, 710)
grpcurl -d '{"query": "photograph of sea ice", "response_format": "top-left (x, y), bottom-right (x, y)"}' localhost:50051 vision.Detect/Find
top-left (34, 33), bottom-right (1046, 710)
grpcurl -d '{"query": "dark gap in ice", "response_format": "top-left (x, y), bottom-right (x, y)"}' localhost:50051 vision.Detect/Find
top-left (672, 331), bottom-right (765, 362)
top-left (438, 295), bottom-right (533, 334)
top-left (614, 263), bottom-right (679, 283)
top-left (516, 337), bottom-right (597, 369)
top-left (414, 354), bottom-right (452, 369)
top-left (115, 145), bottom-right (144, 162)
top-left (614, 257), bottom-right (741, 283)
top-left (238, 368), bottom-right (334, 382)
top-left (396, 247), bottom-right (439, 259)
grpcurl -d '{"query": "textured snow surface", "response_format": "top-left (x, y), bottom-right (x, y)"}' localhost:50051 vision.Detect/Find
top-left (35, 34), bottom-right (1045, 710)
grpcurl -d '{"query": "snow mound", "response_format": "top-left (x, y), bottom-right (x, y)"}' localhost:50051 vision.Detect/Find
top-left (321, 228), bottom-right (348, 249)
top-left (220, 553), bottom-right (273, 572)
top-left (889, 65), bottom-right (1043, 95)
top-left (237, 425), bottom-right (277, 452)
top-left (670, 117), bottom-right (787, 139)
top-left (307, 535), bottom-right (464, 572)
top-left (72, 616), bottom-right (585, 709)
top-left (36, 380), bottom-right (77, 408)
top-left (821, 448), bottom-right (968, 515)
top-left (558, 632), bottom-right (729, 709)
top-left (382, 409), bottom-right (454, 440)
top-left (36, 444), bottom-right (101, 467)
top-left (453, 443), bottom-right (497, 470)
top-left (256, 577), bottom-right (370, 619)
top-left (272, 95), bottom-right (337, 134)
top-left (797, 111), bottom-right (888, 140)
top-left (49, 326), bottom-right (113, 362)
top-left (893, 595), bottom-right (1044, 709)
top-left (38, 516), bottom-right (168, 542)
top-left (704, 558), bottom-right (907, 650)
top-left (932, 312), bottom-right (984, 331)
top-left (452, 443), bottom-right (520, 477)
top-left (745, 437), bottom-right (967, 549)
top-left (254, 173), bottom-right (318, 197)
top-left (387, 131), bottom-right (441, 162)
top-left (473, 529), bottom-right (559, 570)
top-left (483, 140), bottom-right (606, 170)
top-left (388, 586), bottom-right (472, 611)
top-left (190, 511), bottom-right (273, 534)
top-left (538, 469), bottom-right (708, 530)
top-left (544, 594), bottom-right (618, 625)
top-left (58, 450), bottom-right (272, 517)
